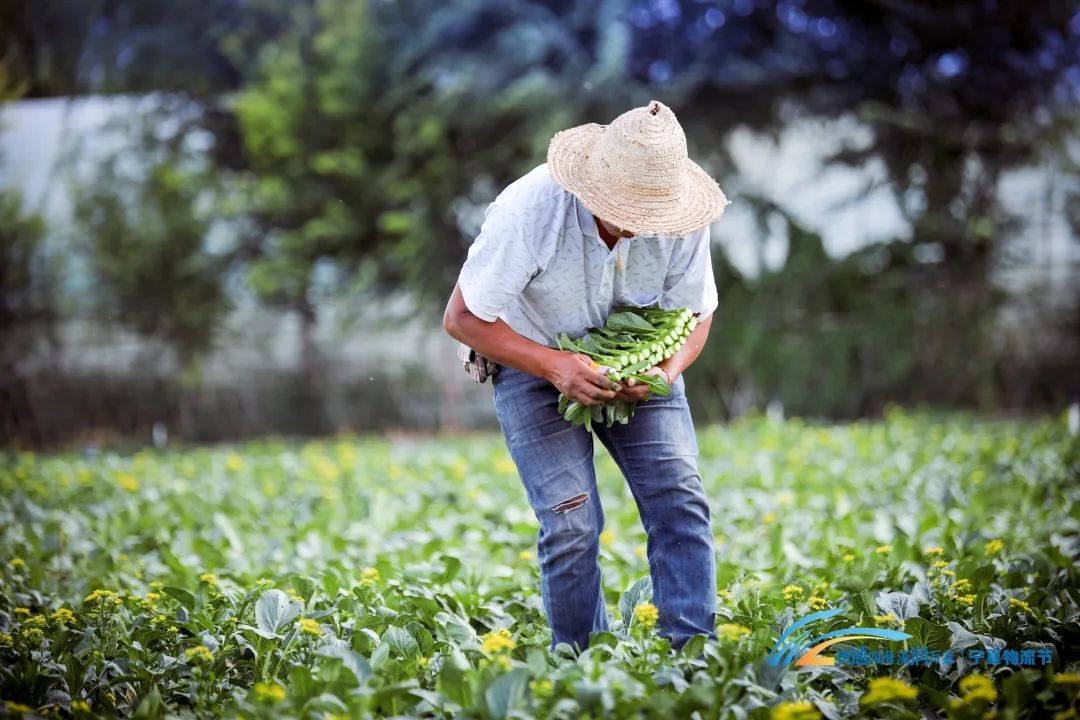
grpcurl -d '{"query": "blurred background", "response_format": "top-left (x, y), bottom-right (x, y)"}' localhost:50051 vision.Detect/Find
top-left (1, 0), bottom-right (1077, 449)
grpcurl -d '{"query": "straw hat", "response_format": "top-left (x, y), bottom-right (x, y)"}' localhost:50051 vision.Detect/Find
top-left (547, 99), bottom-right (730, 237)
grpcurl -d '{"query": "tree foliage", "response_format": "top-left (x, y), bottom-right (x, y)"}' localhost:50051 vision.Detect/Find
top-left (2, 0), bottom-right (1077, 435)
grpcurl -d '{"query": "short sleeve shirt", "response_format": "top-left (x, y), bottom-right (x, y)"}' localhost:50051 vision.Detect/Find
top-left (456, 163), bottom-right (719, 348)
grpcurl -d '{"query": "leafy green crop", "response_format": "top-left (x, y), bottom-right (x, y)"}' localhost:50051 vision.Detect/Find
top-left (556, 306), bottom-right (697, 429)
top-left (0, 411), bottom-right (1077, 718)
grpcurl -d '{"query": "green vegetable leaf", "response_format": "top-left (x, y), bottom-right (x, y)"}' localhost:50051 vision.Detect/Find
top-left (605, 312), bottom-right (657, 333)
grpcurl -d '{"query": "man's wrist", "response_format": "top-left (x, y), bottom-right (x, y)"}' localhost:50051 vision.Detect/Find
top-left (536, 347), bottom-right (564, 382)
top-left (656, 364), bottom-right (676, 384)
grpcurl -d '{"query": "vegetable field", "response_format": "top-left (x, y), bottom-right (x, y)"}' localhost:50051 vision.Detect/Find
top-left (2, 411), bottom-right (1078, 719)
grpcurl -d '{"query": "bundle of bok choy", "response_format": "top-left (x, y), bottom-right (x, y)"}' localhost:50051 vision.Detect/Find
top-left (555, 306), bottom-right (697, 429)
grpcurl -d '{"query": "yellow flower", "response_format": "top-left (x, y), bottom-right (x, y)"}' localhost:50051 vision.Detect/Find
top-left (5, 702), bottom-right (33, 714)
top-left (116, 472), bottom-right (139, 493)
top-left (782, 584), bottom-right (805, 603)
top-left (762, 511), bottom-right (777, 524)
top-left (950, 578), bottom-right (973, 593)
top-left (634, 545), bottom-right (647, 560)
top-left (861, 676), bottom-right (918, 706)
top-left (718, 623), bottom-right (751, 641)
top-left (252, 682), bottom-right (286, 703)
top-left (199, 572), bottom-right (217, 585)
top-left (958, 674), bottom-right (997, 704)
top-left (84, 589), bottom-right (119, 605)
top-left (924, 546), bottom-right (944, 556)
top-left (13, 607), bottom-right (30, 616)
top-left (530, 678), bottom-right (554, 698)
top-left (874, 613), bottom-right (897, 626)
top-left (1008, 597), bottom-right (1031, 613)
top-left (256, 577), bottom-right (273, 586)
top-left (481, 627), bottom-right (517, 654)
top-left (932, 560), bottom-right (949, 570)
top-left (808, 596), bottom-right (828, 611)
top-left (954, 594), bottom-right (976, 606)
top-left (770, 700), bottom-right (821, 720)
top-left (633, 602), bottom-right (660, 629)
top-left (1054, 709), bottom-right (1077, 720)
top-left (875, 544), bottom-right (892, 555)
top-left (417, 656), bottom-right (430, 667)
top-left (185, 645), bottom-right (213, 664)
top-left (776, 490), bottom-right (794, 506)
top-left (10, 557), bottom-right (25, 569)
top-left (717, 588), bottom-right (734, 601)
top-left (225, 454), bottom-right (244, 472)
top-left (50, 608), bottom-right (75, 624)
top-left (20, 627), bottom-right (44, 643)
top-left (299, 618), bottom-right (323, 636)
top-left (599, 530), bottom-right (615, 548)
top-left (23, 615), bottom-right (46, 629)
top-left (518, 549), bottom-right (534, 561)
top-left (1052, 672), bottom-right (1080, 687)
top-left (842, 553), bottom-right (855, 563)
top-left (0, 633), bottom-right (13, 645)
top-left (311, 456), bottom-right (340, 482)
top-left (985, 539), bottom-right (1004, 556)
top-left (71, 699), bottom-right (91, 713)
top-left (360, 567), bottom-right (380, 583)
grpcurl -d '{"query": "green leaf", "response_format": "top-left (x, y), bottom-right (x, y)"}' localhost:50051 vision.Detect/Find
top-left (903, 618), bottom-right (951, 650)
top-left (484, 668), bottom-right (528, 720)
top-left (437, 650), bottom-right (473, 706)
top-left (875, 591), bottom-right (920, 620)
top-left (436, 554), bottom-right (462, 583)
top-left (162, 586), bottom-right (196, 612)
top-left (680, 634), bottom-right (706, 659)
top-left (256, 589), bottom-right (302, 638)
top-left (369, 640), bottom-right (390, 670)
top-left (301, 693), bottom-right (349, 716)
top-left (316, 642), bottom-right (373, 684)
top-left (605, 312), bottom-right (656, 333)
top-left (132, 686), bottom-right (162, 720)
top-left (630, 372), bottom-right (670, 397)
top-left (383, 625), bottom-right (420, 658)
top-left (619, 576), bottom-right (653, 627)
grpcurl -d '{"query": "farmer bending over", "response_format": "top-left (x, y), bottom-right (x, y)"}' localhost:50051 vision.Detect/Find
top-left (443, 100), bottom-right (729, 653)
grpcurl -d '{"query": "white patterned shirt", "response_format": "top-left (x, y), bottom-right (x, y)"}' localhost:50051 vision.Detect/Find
top-left (456, 163), bottom-right (719, 348)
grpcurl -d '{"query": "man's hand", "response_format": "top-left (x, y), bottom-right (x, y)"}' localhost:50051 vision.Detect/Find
top-left (545, 352), bottom-right (622, 406)
top-left (613, 366), bottom-right (671, 402)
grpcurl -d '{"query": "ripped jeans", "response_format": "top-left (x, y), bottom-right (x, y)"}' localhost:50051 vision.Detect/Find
top-left (492, 364), bottom-right (718, 653)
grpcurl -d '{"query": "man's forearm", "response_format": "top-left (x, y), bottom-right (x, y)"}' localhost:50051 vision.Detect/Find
top-left (447, 312), bottom-right (561, 380)
top-left (657, 313), bottom-right (713, 382)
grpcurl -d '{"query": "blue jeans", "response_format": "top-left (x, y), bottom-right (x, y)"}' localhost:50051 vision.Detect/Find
top-left (492, 364), bottom-right (718, 653)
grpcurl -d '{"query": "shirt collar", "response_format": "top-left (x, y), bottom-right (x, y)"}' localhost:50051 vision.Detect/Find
top-left (574, 195), bottom-right (600, 239)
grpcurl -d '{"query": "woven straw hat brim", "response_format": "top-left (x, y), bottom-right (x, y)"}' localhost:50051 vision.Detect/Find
top-left (547, 122), bottom-right (730, 237)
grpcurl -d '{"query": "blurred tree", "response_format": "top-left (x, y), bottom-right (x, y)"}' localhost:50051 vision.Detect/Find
top-left (0, 0), bottom-right (290, 97)
top-left (71, 121), bottom-right (232, 434)
top-left (620, 0), bottom-right (1079, 415)
top-left (4, 0), bottom-right (1076, 437)
top-left (685, 208), bottom-right (925, 420)
top-left (0, 61), bottom-right (56, 446)
top-left (0, 190), bottom-right (53, 447)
